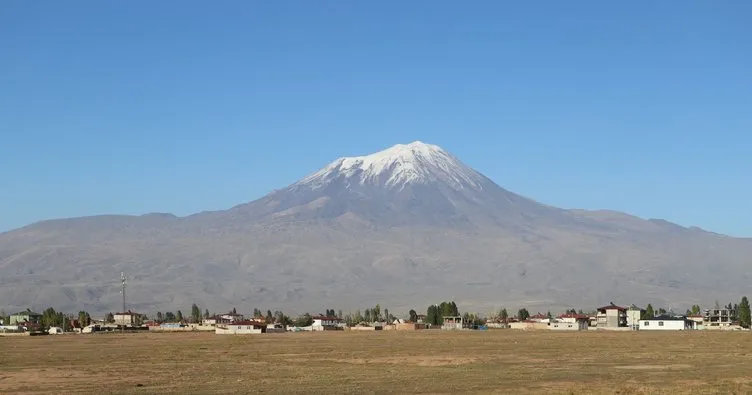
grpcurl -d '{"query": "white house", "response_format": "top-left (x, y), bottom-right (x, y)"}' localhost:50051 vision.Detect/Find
top-left (311, 316), bottom-right (344, 331)
top-left (549, 314), bottom-right (589, 331)
top-left (639, 315), bottom-right (693, 331)
top-left (113, 311), bottom-right (140, 326)
top-left (215, 320), bottom-right (265, 335)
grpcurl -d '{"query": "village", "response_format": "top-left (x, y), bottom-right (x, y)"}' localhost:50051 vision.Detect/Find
top-left (1, 300), bottom-right (749, 336)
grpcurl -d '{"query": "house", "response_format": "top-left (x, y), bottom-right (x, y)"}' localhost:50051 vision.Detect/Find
top-left (549, 314), bottom-right (589, 331)
top-left (529, 313), bottom-right (549, 323)
top-left (9, 309), bottom-right (42, 326)
top-left (113, 311), bottom-right (140, 326)
top-left (596, 303), bottom-right (628, 328)
top-left (442, 316), bottom-right (463, 330)
top-left (215, 320), bottom-right (266, 334)
top-left (687, 314), bottom-right (704, 329)
top-left (703, 308), bottom-right (735, 329)
top-left (311, 316), bottom-right (344, 331)
top-left (626, 305), bottom-right (644, 330)
top-left (639, 314), bottom-right (694, 331)
top-left (219, 313), bottom-right (245, 324)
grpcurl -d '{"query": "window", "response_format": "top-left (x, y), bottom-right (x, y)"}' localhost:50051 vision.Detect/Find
top-left (644, 322), bottom-right (649, 326)
top-left (658, 322), bottom-right (664, 327)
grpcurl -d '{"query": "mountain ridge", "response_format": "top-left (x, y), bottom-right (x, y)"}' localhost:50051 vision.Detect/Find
top-left (1, 141), bottom-right (750, 314)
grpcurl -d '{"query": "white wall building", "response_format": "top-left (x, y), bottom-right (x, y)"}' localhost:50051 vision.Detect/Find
top-left (215, 321), bottom-right (264, 334)
top-left (639, 315), bottom-right (693, 331)
top-left (113, 311), bottom-right (139, 326)
top-left (549, 314), bottom-right (589, 330)
top-left (311, 316), bottom-right (344, 331)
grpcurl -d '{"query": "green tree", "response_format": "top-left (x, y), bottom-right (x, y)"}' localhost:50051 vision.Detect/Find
top-left (191, 304), bottom-right (201, 323)
top-left (691, 305), bottom-right (702, 315)
top-left (643, 304), bottom-right (654, 320)
top-left (164, 312), bottom-right (176, 322)
top-left (266, 310), bottom-right (273, 323)
top-left (338, 310), bottom-right (343, 319)
top-left (294, 313), bottom-right (313, 327)
top-left (426, 305), bottom-right (441, 326)
top-left (738, 296), bottom-right (751, 329)
top-left (499, 308), bottom-right (508, 323)
top-left (176, 310), bottom-right (184, 322)
top-left (105, 312), bottom-right (115, 323)
top-left (156, 312), bottom-right (164, 323)
top-left (364, 309), bottom-right (372, 323)
top-left (383, 308), bottom-right (390, 322)
top-left (546, 311), bottom-right (552, 319)
top-left (204, 309), bottom-right (210, 319)
top-left (232, 307), bottom-right (237, 315)
top-left (78, 311), bottom-right (91, 327)
top-left (1, 312), bottom-right (8, 326)
top-left (517, 308), bottom-right (530, 321)
top-left (409, 309), bottom-right (418, 323)
top-left (354, 310), bottom-right (363, 324)
top-left (657, 307), bottom-right (667, 316)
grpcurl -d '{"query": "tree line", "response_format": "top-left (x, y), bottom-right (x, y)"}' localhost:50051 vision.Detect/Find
top-left (4, 296), bottom-right (750, 330)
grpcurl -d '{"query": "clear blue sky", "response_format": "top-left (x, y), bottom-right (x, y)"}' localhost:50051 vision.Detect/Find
top-left (1, 1), bottom-right (750, 236)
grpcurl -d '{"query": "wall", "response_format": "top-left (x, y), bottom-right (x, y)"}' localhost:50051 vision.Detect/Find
top-left (639, 320), bottom-right (687, 331)
top-left (549, 321), bottom-right (587, 331)
top-left (509, 322), bottom-right (548, 330)
top-left (215, 326), bottom-right (263, 335)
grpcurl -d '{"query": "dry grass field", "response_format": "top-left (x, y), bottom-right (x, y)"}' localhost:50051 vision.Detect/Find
top-left (1, 330), bottom-right (752, 394)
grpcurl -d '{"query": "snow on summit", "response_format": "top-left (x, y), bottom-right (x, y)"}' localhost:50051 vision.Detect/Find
top-left (299, 141), bottom-right (486, 191)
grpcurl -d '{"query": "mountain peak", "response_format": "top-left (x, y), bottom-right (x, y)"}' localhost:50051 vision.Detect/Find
top-left (297, 141), bottom-right (485, 191)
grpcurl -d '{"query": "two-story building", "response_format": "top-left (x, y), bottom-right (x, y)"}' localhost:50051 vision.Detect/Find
top-left (113, 311), bottom-right (140, 327)
top-left (703, 308), bottom-right (736, 329)
top-left (596, 303), bottom-right (627, 328)
top-left (9, 309), bottom-right (42, 326)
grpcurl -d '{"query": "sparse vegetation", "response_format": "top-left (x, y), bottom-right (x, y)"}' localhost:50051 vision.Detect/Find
top-left (2, 331), bottom-right (752, 394)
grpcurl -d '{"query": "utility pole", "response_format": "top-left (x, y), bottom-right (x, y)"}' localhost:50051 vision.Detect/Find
top-left (120, 272), bottom-right (127, 333)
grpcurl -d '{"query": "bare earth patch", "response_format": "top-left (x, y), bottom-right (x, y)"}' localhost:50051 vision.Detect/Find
top-left (1, 331), bottom-right (751, 394)
top-left (332, 355), bottom-right (479, 366)
top-left (614, 364), bottom-right (692, 370)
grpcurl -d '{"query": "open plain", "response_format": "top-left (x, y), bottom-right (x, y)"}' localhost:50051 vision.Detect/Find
top-left (1, 330), bottom-right (752, 394)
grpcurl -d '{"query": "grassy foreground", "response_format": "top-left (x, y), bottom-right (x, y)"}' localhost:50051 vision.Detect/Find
top-left (1, 330), bottom-right (751, 394)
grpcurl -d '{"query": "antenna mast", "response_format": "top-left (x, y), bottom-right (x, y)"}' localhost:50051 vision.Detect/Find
top-left (120, 272), bottom-right (127, 333)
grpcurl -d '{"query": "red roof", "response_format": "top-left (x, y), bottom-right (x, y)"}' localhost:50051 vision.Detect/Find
top-left (557, 314), bottom-right (589, 320)
top-left (530, 313), bottom-right (548, 319)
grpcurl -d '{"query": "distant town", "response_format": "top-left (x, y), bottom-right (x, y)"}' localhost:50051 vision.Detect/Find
top-left (2, 297), bottom-right (751, 336)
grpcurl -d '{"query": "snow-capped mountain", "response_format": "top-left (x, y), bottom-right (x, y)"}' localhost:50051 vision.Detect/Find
top-left (298, 141), bottom-right (486, 191)
top-left (227, 141), bottom-right (554, 227)
top-left (2, 141), bottom-right (752, 315)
